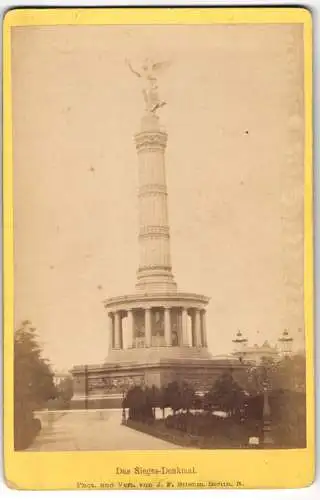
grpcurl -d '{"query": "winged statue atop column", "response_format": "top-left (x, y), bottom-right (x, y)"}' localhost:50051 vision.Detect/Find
top-left (126, 58), bottom-right (171, 115)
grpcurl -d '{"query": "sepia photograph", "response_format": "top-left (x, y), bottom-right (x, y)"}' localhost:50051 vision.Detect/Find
top-left (10, 20), bottom-right (308, 455)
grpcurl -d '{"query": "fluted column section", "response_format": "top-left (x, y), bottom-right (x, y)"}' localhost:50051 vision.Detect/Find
top-left (135, 114), bottom-right (177, 293)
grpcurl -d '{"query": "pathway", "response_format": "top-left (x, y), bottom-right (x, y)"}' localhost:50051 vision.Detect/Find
top-left (27, 410), bottom-right (181, 451)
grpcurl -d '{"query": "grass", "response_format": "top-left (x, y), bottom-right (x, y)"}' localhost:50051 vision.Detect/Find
top-left (124, 417), bottom-right (256, 449)
top-left (124, 413), bottom-right (305, 449)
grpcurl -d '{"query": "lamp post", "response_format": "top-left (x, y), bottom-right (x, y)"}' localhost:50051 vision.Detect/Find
top-left (121, 384), bottom-right (127, 424)
top-left (246, 361), bottom-right (274, 448)
top-left (232, 331), bottom-right (251, 437)
top-left (233, 330), bottom-right (277, 448)
top-left (262, 379), bottom-right (273, 447)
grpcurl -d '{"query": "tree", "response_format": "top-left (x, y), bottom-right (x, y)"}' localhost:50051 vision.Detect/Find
top-left (14, 320), bottom-right (57, 449)
top-left (180, 383), bottom-right (195, 413)
top-left (163, 381), bottom-right (182, 414)
top-left (244, 354), bottom-right (306, 395)
top-left (147, 385), bottom-right (162, 418)
top-left (272, 354), bottom-right (306, 392)
top-left (162, 381), bottom-right (196, 415)
top-left (56, 375), bottom-right (74, 408)
top-left (123, 385), bottom-right (154, 422)
top-left (269, 389), bottom-right (306, 447)
top-left (210, 370), bottom-right (245, 414)
top-left (242, 355), bottom-right (306, 447)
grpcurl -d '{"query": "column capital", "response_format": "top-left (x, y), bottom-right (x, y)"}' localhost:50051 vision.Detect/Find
top-left (134, 130), bottom-right (168, 152)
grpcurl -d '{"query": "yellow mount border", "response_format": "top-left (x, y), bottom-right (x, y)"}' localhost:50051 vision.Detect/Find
top-left (3, 7), bottom-right (313, 490)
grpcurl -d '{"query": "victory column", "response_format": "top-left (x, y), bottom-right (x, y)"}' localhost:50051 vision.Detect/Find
top-left (71, 60), bottom-right (241, 408)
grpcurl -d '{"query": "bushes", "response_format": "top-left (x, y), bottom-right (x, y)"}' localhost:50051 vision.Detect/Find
top-left (244, 389), bottom-right (306, 447)
top-left (53, 376), bottom-right (74, 410)
top-left (122, 374), bottom-right (306, 448)
top-left (123, 381), bottom-right (197, 423)
top-left (270, 390), bottom-right (306, 447)
top-left (14, 321), bottom-right (57, 450)
top-left (14, 407), bottom-right (42, 451)
top-left (123, 386), bottom-right (155, 423)
top-left (205, 371), bottom-right (246, 414)
top-left (48, 397), bottom-right (71, 410)
top-left (162, 392), bottom-right (305, 448)
top-left (164, 411), bottom-right (251, 447)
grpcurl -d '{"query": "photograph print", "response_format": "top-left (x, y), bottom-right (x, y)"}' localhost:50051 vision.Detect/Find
top-left (11, 21), bottom-right (308, 452)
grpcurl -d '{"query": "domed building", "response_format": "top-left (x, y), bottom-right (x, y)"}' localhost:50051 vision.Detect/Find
top-left (232, 330), bottom-right (294, 365)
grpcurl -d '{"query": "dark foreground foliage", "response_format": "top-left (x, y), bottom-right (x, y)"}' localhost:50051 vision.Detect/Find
top-left (122, 358), bottom-right (306, 449)
top-left (14, 321), bottom-right (57, 450)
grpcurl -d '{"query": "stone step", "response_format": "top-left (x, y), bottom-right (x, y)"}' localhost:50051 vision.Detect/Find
top-left (104, 346), bottom-right (212, 365)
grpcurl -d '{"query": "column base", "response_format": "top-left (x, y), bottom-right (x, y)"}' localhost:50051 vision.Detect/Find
top-left (136, 268), bottom-right (177, 293)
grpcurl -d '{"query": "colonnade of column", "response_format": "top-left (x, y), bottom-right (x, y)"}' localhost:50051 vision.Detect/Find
top-left (108, 306), bottom-right (208, 350)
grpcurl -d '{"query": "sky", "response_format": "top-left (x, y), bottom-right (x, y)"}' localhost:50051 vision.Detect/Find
top-left (11, 23), bottom-right (305, 371)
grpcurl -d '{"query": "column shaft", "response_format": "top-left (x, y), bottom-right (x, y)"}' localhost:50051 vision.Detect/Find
top-left (120, 315), bottom-right (123, 349)
top-left (201, 310), bottom-right (208, 347)
top-left (145, 308), bottom-right (152, 347)
top-left (191, 311), bottom-right (196, 347)
top-left (108, 313), bottom-right (114, 351)
top-left (127, 309), bottom-right (134, 348)
top-left (195, 309), bottom-right (202, 347)
top-left (114, 311), bottom-right (121, 349)
top-left (181, 308), bottom-right (189, 346)
top-left (164, 308), bottom-right (172, 346)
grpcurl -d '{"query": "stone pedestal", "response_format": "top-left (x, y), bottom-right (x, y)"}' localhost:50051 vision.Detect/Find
top-left (71, 358), bottom-right (247, 409)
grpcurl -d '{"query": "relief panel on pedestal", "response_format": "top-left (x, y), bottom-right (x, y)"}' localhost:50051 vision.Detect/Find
top-left (88, 374), bottom-right (145, 395)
